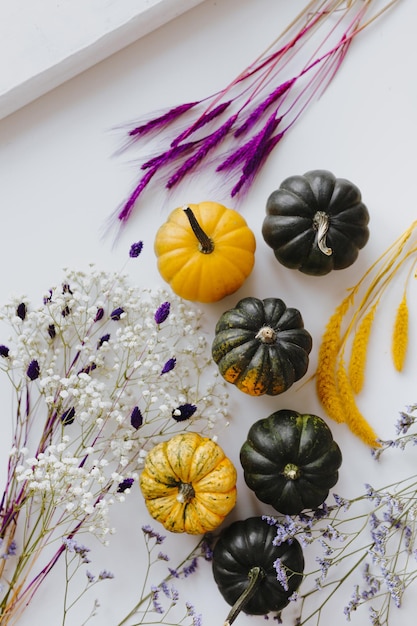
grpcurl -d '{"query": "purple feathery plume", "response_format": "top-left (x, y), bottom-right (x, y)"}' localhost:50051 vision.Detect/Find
top-left (166, 114), bottom-right (238, 190)
top-left (233, 78), bottom-right (296, 137)
top-left (171, 100), bottom-right (233, 146)
top-left (128, 101), bottom-right (199, 140)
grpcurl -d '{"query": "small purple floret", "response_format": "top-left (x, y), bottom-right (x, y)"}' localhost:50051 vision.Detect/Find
top-left (154, 301), bottom-right (170, 325)
top-left (130, 406), bottom-right (143, 430)
top-left (161, 357), bottom-right (176, 375)
top-left (26, 359), bottom-right (40, 381)
top-left (172, 404), bottom-right (197, 422)
top-left (110, 307), bottom-right (124, 320)
top-left (117, 478), bottom-right (134, 493)
top-left (129, 241), bottom-right (143, 258)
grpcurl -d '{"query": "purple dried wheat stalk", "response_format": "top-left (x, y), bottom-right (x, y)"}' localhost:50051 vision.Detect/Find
top-left (111, 0), bottom-right (399, 227)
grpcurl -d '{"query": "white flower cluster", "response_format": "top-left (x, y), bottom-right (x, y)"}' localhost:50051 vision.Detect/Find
top-left (0, 266), bottom-right (229, 579)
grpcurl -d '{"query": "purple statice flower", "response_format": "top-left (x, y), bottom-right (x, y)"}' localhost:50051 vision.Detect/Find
top-left (161, 357), bottom-right (176, 375)
top-left (395, 410), bottom-right (415, 435)
top-left (0, 345), bottom-right (9, 357)
top-left (129, 241), bottom-right (143, 258)
top-left (26, 359), bottom-right (40, 381)
top-left (86, 570), bottom-right (95, 583)
top-left (201, 538), bottom-right (214, 561)
top-left (154, 301), bottom-right (170, 325)
top-left (172, 404), bottom-right (197, 422)
top-left (16, 302), bottom-right (27, 320)
top-left (151, 586), bottom-right (165, 614)
top-left (183, 557), bottom-right (198, 577)
top-left (98, 570), bottom-right (115, 580)
top-left (274, 558), bottom-right (289, 591)
top-left (141, 525), bottom-right (165, 544)
top-left (61, 407), bottom-right (76, 425)
top-left (343, 585), bottom-right (361, 620)
top-left (160, 582), bottom-right (179, 603)
top-left (110, 307), bottom-right (125, 320)
top-left (130, 406), bottom-right (143, 430)
top-left (185, 602), bottom-right (202, 626)
top-left (63, 538), bottom-right (91, 563)
top-left (332, 493), bottom-right (351, 511)
top-left (47, 324), bottom-right (56, 339)
top-left (117, 478), bottom-right (134, 493)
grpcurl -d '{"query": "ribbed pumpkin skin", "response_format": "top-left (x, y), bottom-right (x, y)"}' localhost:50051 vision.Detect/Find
top-left (139, 432), bottom-right (237, 534)
top-left (154, 202), bottom-right (256, 302)
top-left (211, 297), bottom-right (312, 396)
top-left (212, 517), bottom-right (304, 615)
top-left (262, 170), bottom-right (370, 276)
top-left (240, 410), bottom-right (342, 515)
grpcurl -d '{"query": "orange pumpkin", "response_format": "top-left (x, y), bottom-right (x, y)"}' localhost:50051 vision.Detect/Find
top-left (154, 202), bottom-right (256, 303)
top-left (139, 432), bottom-right (237, 534)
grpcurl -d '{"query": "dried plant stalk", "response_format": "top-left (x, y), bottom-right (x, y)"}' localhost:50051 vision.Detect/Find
top-left (348, 301), bottom-right (378, 394)
top-left (316, 221), bottom-right (417, 447)
top-left (337, 359), bottom-right (380, 447)
top-left (316, 295), bottom-right (353, 423)
top-left (392, 293), bottom-right (409, 372)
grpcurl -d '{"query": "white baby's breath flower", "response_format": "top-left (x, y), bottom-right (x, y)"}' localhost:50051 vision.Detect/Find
top-left (0, 263), bottom-right (229, 621)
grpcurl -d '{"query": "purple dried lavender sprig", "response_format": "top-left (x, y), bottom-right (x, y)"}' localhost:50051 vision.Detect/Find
top-left (166, 114), bottom-right (238, 190)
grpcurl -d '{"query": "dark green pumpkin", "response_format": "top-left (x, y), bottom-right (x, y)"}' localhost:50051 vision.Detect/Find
top-left (211, 297), bottom-right (312, 396)
top-left (262, 169), bottom-right (370, 276)
top-left (240, 409), bottom-right (342, 515)
top-left (212, 516), bottom-right (304, 623)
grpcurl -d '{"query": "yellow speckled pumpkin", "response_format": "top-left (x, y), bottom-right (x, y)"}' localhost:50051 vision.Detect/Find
top-left (139, 432), bottom-right (237, 534)
top-left (154, 202), bottom-right (256, 303)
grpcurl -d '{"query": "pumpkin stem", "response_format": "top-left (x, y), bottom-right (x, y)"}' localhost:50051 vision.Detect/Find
top-left (283, 463), bottom-right (301, 480)
top-left (313, 211), bottom-right (332, 256)
top-left (183, 207), bottom-right (214, 254)
top-left (176, 482), bottom-right (195, 503)
top-left (223, 566), bottom-right (265, 626)
top-left (255, 326), bottom-right (277, 344)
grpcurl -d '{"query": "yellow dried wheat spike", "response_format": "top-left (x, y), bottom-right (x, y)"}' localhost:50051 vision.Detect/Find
top-left (316, 297), bottom-right (352, 424)
top-left (392, 294), bottom-right (408, 372)
top-left (348, 302), bottom-right (378, 394)
top-left (337, 359), bottom-right (380, 448)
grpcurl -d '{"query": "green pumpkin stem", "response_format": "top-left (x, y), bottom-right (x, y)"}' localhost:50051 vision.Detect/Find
top-left (313, 211), bottom-right (333, 256)
top-left (223, 566), bottom-right (265, 626)
top-left (184, 207), bottom-right (214, 254)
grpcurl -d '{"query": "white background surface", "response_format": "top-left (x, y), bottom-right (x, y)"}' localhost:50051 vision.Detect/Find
top-left (1, 0), bottom-right (417, 624)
